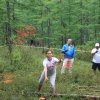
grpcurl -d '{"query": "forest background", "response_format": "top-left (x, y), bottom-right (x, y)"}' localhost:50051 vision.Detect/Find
top-left (0, 0), bottom-right (100, 48)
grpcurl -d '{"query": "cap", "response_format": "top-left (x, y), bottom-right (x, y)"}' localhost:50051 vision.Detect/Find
top-left (95, 43), bottom-right (99, 47)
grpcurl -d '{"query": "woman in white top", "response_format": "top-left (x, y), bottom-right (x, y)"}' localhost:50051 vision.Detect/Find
top-left (38, 49), bottom-right (61, 96)
top-left (91, 43), bottom-right (100, 75)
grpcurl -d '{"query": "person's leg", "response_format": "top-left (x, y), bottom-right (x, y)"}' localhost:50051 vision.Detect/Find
top-left (97, 63), bottom-right (100, 71)
top-left (50, 72), bottom-right (56, 96)
top-left (68, 59), bottom-right (74, 77)
top-left (38, 84), bottom-right (42, 92)
top-left (92, 62), bottom-right (97, 75)
top-left (38, 71), bottom-right (45, 92)
top-left (61, 59), bottom-right (66, 74)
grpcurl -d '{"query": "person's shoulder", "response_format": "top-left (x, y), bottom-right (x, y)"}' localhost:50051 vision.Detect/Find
top-left (52, 57), bottom-right (55, 59)
top-left (53, 57), bottom-right (59, 60)
top-left (52, 57), bottom-right (59, 62)
top-left (52, 57), bottom-right (57, 59)
top-left (43, 58), bottom-right (48, 65)
top-left (52, 57), bottom-right (57, 60)
top-left (71, 45), bottom-right (75, 49)
top-left (63, 44), bottom-right (68, 47)
top-left (72, 45), bottom-right (75, 47)
top-left (91, 48), bottom-right (96, 53)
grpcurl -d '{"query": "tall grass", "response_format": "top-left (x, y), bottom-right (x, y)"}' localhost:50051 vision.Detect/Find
top-left (0, 46), bottom-right (99, 100)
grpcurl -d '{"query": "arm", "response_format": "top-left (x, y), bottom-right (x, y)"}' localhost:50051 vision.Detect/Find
top-left (91, 49), bottom-right (98, 56)
top-left (43, 59), bottom-right (48, 81)
top-left (54, 57), bottom-right (62, 63)
top-left (91, 51), bottom-right (98, 56)
top-left (58, 59), bottom-right (63, 63)
top-left (61, 45), bottom-right (68, 54)
top-left (44, 66), bottom-right (48, 81)
top-left (73, 47), bottom-right (76, 58)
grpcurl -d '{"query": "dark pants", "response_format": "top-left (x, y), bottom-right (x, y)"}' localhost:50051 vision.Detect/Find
top-left (92, 62), bottom-right (100, 71)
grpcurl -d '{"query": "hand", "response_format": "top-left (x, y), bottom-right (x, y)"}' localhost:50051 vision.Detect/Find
top-left (59, 59), bottom-right (63, 62)
top-left (66, 49), bottom-right (69, 52)
top-left (45, 77), bottom-right (48, 81)
top-left (95, 51), bottom-right (98, 53)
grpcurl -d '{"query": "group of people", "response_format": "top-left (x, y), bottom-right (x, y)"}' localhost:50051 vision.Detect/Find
top-left (37, 39), bottom-right (100, 96)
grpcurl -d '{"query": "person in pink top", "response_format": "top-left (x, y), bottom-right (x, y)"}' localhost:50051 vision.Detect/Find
top-left (38, 49), bottom-right (62, 96)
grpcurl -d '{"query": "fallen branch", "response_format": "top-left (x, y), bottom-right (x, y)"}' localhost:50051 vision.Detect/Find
top-left (33, 92), bottom-right (100, 99)
top-left (78, 86), bottom-right (100, 88)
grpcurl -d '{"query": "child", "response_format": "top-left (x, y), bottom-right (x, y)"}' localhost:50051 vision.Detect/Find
top-left (38, 49), bottom-right (61, 96)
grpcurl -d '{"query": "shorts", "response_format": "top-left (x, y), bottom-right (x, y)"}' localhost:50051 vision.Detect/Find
top-left (92, 62), bottom-right (100, 71)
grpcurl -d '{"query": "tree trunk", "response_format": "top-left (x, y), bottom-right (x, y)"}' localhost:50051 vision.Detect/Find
top-left (93, 6), bottom-right (97, 38)
top-left (47, 18), bottom-right (51, 48)
top-left (12, 0), bottom-right (15, 20)
top-left (80, 0), bottom-right (84, 45)
top-left (45, 7), bottom-right (51, 48)
top-left (68, 0), bottom-right (71, 26)
top-left (6, 0), bottom-right (12, 53)
top-left (60, 16), bottom-right (66, 44)
top-left (85, 15), bottom-right (89, 42)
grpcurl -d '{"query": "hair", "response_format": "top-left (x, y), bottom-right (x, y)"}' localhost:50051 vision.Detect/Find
top-left (68, 39), bottom-right (72, 42)
top-left (45, 49), bottom-right (52, 54)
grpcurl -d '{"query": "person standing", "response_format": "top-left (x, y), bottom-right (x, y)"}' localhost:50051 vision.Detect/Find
top-left (61, 39), bottom-right (76, 76)
top-left (91, 43), bottom-right (100, 75)
top-left (38, 49), bottom-right (61, 96)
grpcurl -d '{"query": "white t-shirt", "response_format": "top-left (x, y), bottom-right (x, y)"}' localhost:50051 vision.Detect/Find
top-left (43, 57), bottom-right (59, 74)
top-left (91, 48), bottom-right (100, 63)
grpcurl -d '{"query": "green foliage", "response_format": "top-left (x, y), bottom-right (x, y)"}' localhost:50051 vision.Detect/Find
top-left (0, 46), bottom-right (100, 100)
top-left (0, 0), bottom-right (100, 47)
top-left (12, 49), bottom-right (21, 62)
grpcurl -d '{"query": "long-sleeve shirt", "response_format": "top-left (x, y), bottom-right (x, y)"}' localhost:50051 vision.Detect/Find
top-left (61, 44), bottom-right (76, 59)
